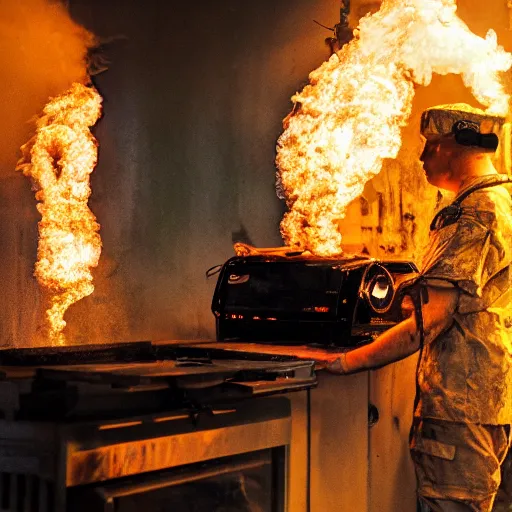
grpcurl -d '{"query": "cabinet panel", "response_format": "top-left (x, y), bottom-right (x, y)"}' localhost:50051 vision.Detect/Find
top-left (286, 391), bottom-right (309, 512)
top-left (369, 355), bottom-right (418, 512)
top-left (310, 372), bottom-right (369, 512)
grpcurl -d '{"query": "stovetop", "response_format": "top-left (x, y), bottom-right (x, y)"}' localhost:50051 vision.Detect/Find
top-left (0, 341), bottom-right (316, 422)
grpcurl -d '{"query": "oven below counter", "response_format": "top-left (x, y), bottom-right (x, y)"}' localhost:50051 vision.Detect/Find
top-left (171, 340), bottom-right (418, 512)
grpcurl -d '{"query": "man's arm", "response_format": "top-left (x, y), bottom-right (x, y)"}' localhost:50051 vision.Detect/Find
top-left (327, 284), bottom-right (459, 374)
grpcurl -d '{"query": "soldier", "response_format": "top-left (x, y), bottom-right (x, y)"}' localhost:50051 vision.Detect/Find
top-left (325, 104), bottom-right (512, 512)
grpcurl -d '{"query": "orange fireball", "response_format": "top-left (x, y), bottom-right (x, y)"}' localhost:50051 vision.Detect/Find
top-left (17, 83), bottom-right (102, 345)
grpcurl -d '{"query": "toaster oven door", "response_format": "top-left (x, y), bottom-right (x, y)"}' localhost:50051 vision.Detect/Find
top-left (213, 261), bottom-right (356, 344)
top-left (221, 261), bottom-right (343, 321)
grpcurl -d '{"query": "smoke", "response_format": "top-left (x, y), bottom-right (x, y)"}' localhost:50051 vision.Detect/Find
top-left (276, 0), bottom-right (512, 256)
top-left (0, 0), bottom-right (96, 174)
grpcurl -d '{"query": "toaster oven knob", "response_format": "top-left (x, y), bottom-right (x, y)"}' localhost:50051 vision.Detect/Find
top-left (363, 264), bottom-right (395, 314)
top-left (368, 403), bottom-right (380, 428)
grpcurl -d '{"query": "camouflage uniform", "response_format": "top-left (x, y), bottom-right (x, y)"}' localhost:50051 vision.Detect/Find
top-left (410, 178), bottom-right (512, 511)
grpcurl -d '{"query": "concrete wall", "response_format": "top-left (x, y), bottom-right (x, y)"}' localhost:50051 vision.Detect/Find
top-left (0, 0), bottom-right (340, 347)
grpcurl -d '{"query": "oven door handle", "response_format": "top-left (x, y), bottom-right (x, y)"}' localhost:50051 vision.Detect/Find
top-left (76, 453), bottom-right (271, 511)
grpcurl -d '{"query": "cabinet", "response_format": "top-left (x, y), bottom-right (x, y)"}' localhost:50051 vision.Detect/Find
top-left (288, 356), bottom-right (418, 511)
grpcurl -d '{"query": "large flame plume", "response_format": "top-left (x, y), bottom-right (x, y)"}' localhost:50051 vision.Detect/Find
top-left (17, 83), bottom-right (102, 345)
top-left (276, 0), bottom-right (512, 257)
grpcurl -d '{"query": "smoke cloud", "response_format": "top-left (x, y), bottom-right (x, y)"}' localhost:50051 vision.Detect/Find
top-left (276, 0), bottom-right (512, 257)
top-left (0, 0), bottom-right (95, 174)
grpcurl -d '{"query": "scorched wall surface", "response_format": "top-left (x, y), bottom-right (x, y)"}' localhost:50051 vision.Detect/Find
top-left (0, 0), bottom-right (339, 347)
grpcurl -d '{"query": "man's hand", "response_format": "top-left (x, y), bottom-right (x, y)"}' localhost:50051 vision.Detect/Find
top-left (327, 284), bottom-right (459, 374)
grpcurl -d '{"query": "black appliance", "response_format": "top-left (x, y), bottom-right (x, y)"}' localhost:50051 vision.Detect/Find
top-left (211, 255), bottom-right (418, 347)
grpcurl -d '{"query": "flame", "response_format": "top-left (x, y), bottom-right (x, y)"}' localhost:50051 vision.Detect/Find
top-left (17, 83), bottom-right (102, 345)
top-left (276, 0), bottom-right (512, 257)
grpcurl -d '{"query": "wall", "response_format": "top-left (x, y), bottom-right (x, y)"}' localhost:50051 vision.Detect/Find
top-left (0, 0), bottom-right (340, 347)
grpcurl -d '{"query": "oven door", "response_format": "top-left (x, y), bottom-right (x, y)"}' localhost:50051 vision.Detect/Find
top-left (68, 449), bottom-right (284, 512)
top-left (66, 396), bottom-right (291, 512)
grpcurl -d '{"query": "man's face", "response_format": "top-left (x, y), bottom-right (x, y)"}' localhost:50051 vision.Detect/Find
top-left (419, 136), bottom-right (453, 189)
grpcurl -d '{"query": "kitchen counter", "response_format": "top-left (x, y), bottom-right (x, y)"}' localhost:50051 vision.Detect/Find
top-left (156, 339), bottom-right (346, 370)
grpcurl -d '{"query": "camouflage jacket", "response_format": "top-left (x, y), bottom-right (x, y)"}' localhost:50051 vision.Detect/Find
top-left (416, 176), bottom-right (512, 425)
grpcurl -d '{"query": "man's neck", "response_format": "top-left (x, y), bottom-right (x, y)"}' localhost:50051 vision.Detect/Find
top-left (452, 153), bottom-right (498, 194)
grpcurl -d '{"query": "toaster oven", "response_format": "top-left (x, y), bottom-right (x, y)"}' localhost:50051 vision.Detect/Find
top-left (211, 255), bottom-right (418, 347)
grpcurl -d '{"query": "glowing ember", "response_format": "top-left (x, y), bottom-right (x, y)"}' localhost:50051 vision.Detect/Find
top-left (17, 83), bottom-right (102, 345)
top-left (276, 0), bottom-right (512, 257)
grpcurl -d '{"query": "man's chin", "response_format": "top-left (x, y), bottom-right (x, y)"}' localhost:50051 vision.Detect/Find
top-left (423, 168), bottom-right (433, 184)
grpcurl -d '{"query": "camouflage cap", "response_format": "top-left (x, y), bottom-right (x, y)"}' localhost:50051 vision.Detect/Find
top-left (420, 103), bottom-right (506, 140)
